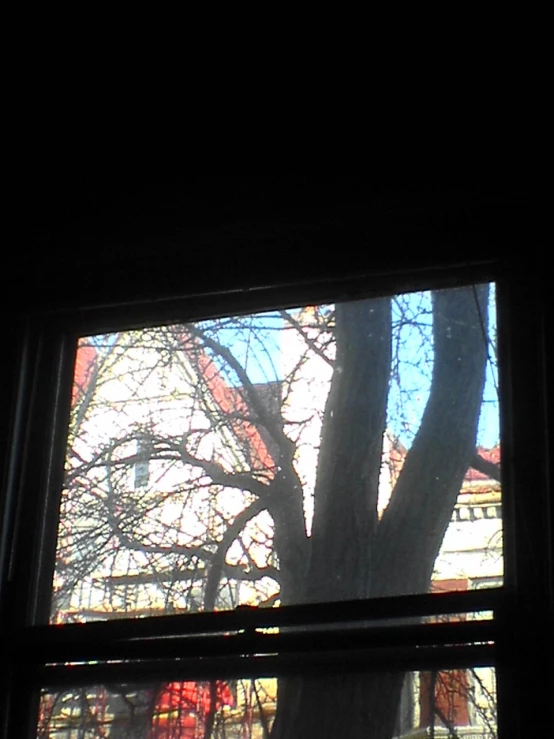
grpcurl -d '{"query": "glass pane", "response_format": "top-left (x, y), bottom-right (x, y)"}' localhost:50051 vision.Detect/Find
top-left (50, 283), bottom-right (501, 622)
top-left (38, 668), bottom-right (498, 738)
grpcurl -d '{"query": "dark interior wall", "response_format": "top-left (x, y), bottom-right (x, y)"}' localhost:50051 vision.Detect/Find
top-left (9, 178), bottom-right (541, 310)
top-left (1, 179), bottom-right (551, 738)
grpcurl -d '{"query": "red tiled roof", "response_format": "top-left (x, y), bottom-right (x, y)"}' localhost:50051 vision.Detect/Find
top-left (384, 437), bottom-right (500, 497)
top-left (71, 343), bottom-right (97, 404)
top-left (465, 445), bottom-right (501, 482)
top-left (71, 333), bottom-right (275, 472)
top-left (191, 344), bottom-right (276, 471)
top-left (70, 336), bottom-right (498, 489)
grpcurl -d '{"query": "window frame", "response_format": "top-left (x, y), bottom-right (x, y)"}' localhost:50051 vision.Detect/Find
top-left (1, 257), bottom-right (551, 739)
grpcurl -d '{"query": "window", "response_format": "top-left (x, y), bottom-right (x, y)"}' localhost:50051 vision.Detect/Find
top-left (134, 438), bottom-right (152, 491)
top-left (2, 253), bottom-right (550, 739)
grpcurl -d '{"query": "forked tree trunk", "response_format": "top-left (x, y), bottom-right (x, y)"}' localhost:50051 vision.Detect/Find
top-left (271, 285), bottom-right (489, 739)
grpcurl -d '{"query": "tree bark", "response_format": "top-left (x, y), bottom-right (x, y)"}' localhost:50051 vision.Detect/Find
top-left (271, 285), bottom-right (489, 739)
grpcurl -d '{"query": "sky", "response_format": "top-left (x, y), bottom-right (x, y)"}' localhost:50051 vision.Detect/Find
top-left (197, 285), bottom-right (500, 450)
top-left (85, 285), bottom-right (499, 452)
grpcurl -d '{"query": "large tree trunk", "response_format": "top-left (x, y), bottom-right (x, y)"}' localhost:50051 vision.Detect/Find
top-left (271, 285), bottom-right (489, 739)
top-left (272, 673), bottom-right (404, 739)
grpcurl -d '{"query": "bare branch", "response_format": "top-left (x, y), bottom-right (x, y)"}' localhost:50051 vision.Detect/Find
top-left (470, 451), bottom-right (501, 481)
top-left (174, 436), bottom-right (274, 499)
top-left (204, 498), bottom-right (270, 609)
top-left (187, 325), bottom-right (293, 458)
top-left (280, 309), bottom-right (335, 368)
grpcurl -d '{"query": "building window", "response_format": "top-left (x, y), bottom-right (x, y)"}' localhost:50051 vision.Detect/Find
top-left (134, 437), bottom-right (152, 490)
top-left (2, 259), bottom-right (550, 738)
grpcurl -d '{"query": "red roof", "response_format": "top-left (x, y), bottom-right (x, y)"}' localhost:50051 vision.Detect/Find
top-left (192, 345), bottom-right (275, 470)
top-left (71, 342), bottom-right (97, 404)
top-left (465, 445), bottom-right (501, 482)
top-left (71, 337), bottom-right (498, 488)
top-left (71, 334), bottom-right (275, 471)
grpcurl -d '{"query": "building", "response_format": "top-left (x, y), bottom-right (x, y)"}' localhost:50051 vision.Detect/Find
top-left (5, 181), bottom-right (550, 739)
top-left (39, 300), bottom-right (501, 737)
top-left (54, 328), bottom-right (280, 623)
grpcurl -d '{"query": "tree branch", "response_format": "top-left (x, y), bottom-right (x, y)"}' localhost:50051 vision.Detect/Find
top-left (173, 436), bottom-right (273, 499)
top-left (307, 297), bottom-right (392, 602)
top-left (470, 451), bottom-right (500, 481)
top-left (204, 498), bottom-right (270, 610)
top-left (280, 309), bottom-right (335, 368)
top-left (375, 285), bottom-right (490, 597)
top-left (187, 326), bottom-right (293, 458)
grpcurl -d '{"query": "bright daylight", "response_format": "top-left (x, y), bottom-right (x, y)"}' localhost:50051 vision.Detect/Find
top-left (39, 284), bottom-right (501, 739)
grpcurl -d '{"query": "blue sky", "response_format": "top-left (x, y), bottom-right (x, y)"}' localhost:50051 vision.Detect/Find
top-left (199, 285), bottom-right (500, 450)
top-left (86, 286), bottom-right (499, 451)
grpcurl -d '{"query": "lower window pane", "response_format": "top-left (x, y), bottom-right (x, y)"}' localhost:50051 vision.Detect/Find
top-left (38, 668), bottom-right (497, 738)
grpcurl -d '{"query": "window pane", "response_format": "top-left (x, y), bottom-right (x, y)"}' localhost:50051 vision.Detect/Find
top-left (50, 283), bottom-right (501, 622)
top-left (37, 668), bottom-right (497, 738)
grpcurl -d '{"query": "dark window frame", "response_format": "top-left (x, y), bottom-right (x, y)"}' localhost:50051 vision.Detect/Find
top-left (1, 256), bottom-right (551, 739)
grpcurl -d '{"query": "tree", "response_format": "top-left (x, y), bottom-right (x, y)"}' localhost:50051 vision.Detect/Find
top-left (45, 283), bottom-right (494, 738)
